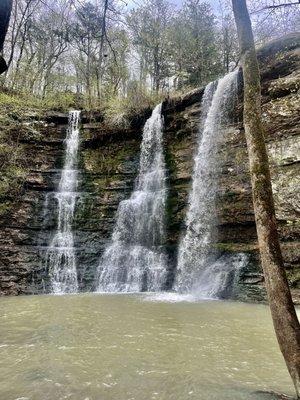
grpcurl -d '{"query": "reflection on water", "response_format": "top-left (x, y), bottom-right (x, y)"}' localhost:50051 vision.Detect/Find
top-left (0, 293), bottom-right (294, 400)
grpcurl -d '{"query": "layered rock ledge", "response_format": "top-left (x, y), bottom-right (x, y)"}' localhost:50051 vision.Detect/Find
top-left (0, 33), bottom-right (299, 299)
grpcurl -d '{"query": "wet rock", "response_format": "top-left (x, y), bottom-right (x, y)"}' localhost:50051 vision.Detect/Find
top-left (0, 34), bottom-right (299, 297)
top-left (253, 390), bottom-right (295, 400)
top-left (162, 33), bottom-right (300, 302)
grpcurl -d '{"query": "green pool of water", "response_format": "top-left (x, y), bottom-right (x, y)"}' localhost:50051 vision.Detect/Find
top-left (0, 293), bottom-right (295, 400)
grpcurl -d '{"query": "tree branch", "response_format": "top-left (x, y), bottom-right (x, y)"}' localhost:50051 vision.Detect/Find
top-left (251, 1), bottom-right (300, 14)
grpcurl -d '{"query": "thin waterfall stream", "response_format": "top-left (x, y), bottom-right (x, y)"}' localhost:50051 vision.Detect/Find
top-left (45, 110), bottom-right (81, 294)
top-left (175, 71), bottom-right (239, 297)
top-left (96, 104), bottom-right (167, 292)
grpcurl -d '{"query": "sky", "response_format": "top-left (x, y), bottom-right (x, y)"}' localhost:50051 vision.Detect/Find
top-left (172, 0), bottom-right (218, 7)
top-left (125, 0), bottom-right (219, 12)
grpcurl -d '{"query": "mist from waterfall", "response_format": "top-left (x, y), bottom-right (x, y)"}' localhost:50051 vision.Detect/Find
top-left (45, 111), bottom-right (80, 294)
top-left (175, 71), bottom-right (239, 297)
top-left (96, 103), bottom-right (167, 292)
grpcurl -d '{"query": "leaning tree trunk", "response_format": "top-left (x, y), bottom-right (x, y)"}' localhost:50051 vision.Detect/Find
top-left (0, 0), bottom-right (12, 74)
top-left (231, 0), bottom-right (300, 397)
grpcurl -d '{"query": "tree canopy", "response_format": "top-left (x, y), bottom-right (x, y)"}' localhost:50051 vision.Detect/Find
top-left (1, 0), bottom-right (299, 109)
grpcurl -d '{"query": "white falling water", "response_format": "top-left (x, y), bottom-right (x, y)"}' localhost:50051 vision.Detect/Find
top-left (46, 111), bottom-right (80, 294)
top-left (175, 71), bottom-right (238, 296)
top-left (96, 104), bottom-right (167, 292)
top-left (194, 253), bottom-right (248, 299)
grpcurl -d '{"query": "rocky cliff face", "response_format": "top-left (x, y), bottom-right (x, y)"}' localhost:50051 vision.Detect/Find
top-left (0, 34), bottom-right (299, 299)
top-left (163, 34), bottom-right (300, 301)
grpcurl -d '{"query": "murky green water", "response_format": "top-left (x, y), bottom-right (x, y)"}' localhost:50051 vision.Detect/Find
top-left (0, 293), bottom-right (295, 400)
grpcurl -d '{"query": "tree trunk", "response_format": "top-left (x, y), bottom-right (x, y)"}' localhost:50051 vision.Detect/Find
top-left (97, 0), bottom-right (108, 101)
top-left (153, 45), bottom-right (160, 92)
top-left (86, 33), bottom-right (92, 110)
top-left (231, 0), bottom-right (300, 397)
top-left (0, 0), bottom-right (12, 74)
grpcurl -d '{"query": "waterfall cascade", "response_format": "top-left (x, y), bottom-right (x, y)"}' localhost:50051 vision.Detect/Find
top-left (175, 71), bottom-right (239, 297)
top-left (96, 104), bottom-right (167, 292)
top-left (45, 110), bottom-right (80, 294)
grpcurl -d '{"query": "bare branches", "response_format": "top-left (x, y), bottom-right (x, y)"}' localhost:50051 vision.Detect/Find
top-left (251, 1), bottom-right (300, 14)
top-left (2, 0), bottom-right (299, 103)
top-left (99, 0), bottom-right (109, 66)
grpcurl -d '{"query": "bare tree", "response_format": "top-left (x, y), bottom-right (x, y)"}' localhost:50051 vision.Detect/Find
top-left (248, 0), bottom-right (300, 43)
top-left (253, 1), bottom-right (300, 13)
top-left (127, 0), bottom-right (173, 92)
top-left (5, 0), bottom-right (39, 71)
top-left (231, 0), bottom-right (300, 397)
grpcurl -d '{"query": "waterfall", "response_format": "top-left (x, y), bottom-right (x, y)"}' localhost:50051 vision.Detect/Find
top-left (175, 71), bottom-right (238, 296)
top-left (45, 111), bottom-right (80, 294)
top-left (96, 104), bottom-right (167, 292)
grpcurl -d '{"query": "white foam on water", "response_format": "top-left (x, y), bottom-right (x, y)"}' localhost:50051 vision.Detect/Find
top-left (142, 292), bottom-right (198, 303)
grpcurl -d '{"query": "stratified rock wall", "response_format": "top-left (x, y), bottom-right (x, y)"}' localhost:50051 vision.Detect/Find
top-left (163, 33), bottom-right (300, 301)
top-left (0, 116), bottom-right (144, 295)
top-left (0, 34), bottom-right (299, 299)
